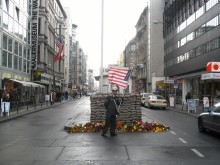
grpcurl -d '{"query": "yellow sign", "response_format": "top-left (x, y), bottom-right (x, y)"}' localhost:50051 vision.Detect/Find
top-left (2, 73), bottom-right (12, 78)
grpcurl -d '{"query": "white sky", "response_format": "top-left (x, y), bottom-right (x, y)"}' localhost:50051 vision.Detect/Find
top-left (60, 0), bottom-right (147, 75)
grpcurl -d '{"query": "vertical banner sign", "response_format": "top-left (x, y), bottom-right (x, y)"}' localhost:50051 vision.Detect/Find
top-left (31, 0), bottom-right (39, 69)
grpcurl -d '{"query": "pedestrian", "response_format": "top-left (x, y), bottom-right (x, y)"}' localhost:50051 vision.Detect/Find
top-left (185, 92), bottom-right (191, 102)
top-left (101, 86), bottom-right (123, 136)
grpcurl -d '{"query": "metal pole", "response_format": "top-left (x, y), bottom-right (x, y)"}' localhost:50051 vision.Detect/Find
top-left (100, 0), bottom-right (104, 93)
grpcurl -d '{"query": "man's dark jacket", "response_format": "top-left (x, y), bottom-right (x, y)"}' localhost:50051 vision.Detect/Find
top-left (104, 94), bottom-right (120, 117)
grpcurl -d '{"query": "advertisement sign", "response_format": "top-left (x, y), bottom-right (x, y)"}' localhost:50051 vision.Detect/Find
top-left (33, 70), bottom-right (41, 81)
top-left (1, 102), bottom-right (10, 116)
top-left (31, 0), bottom-right (39, 69)
top-left (187, 99), bottom-right (197, 112)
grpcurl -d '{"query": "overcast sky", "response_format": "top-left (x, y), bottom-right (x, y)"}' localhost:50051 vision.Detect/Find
top-left (60, 0), bottom-right (147, 75)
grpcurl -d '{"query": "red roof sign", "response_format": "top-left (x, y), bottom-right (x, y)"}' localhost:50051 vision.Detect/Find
top-left (206, 62), bottom-right (220, 72)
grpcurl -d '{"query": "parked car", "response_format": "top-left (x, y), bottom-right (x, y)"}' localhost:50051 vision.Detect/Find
top-left (86, 92), bottom-right (91, 96)
top-left (144, 94), bottom-right (167, 109)
top-left (198, 102), bottom-right (220, 134)
top-left (140, 93), bottom-right (152, 106)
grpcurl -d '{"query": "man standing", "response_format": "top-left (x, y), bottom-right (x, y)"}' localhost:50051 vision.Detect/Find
top-left (101, 86), bottom-right (122, 136)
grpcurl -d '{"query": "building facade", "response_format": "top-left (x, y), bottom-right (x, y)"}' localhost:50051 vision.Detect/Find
top-left (164, 0), bottom-right (220, 105)
top-left (128, 0), bottom-right (166, 94)
top-left (0, 0), bottom-right (33, 89)
top-left (35, 0), bottom-right (67, 93)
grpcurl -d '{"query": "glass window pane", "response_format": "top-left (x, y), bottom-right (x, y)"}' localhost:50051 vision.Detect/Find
top-left (19, 57), bottom-right (22, 71)
top-left (14, 56), bottom-right (18, 70)
top-left (19, 44), bottom-right (22, 56)
top-left (14, 41), bottom-right (18, 54)
top-left (9, 0), bottom-right (13, 16)
top-left (23, 60), bottom-right (26, 72)
top-left (15, 22), bottom-right (19, 36)
top-left (2, 50), bottom-right (7, 67)
top-left (24, 29), bottom-right (27, 42)
top-left (28, 32), bottom-right (31, 44)
top-left (3, 12), bottom-right (8, 29)
top-left (27, 48), bottom-right (30, 60)
top-left (3, 35), bottom-right (7, 50)
top-left (8, 37), bottom-right (12, 52)
top-left (3, 0), bottom-right (8, 12)
top-left (8, 16), bottom-right (13, 32)
top-left (27, 61), bottom-right (30, 73)
top-left (19, 25), bottom-right (23, 39)
top-left (23, 47), bottom-right (26, 59)
top-left (8, 52), bottom-right (12, 68)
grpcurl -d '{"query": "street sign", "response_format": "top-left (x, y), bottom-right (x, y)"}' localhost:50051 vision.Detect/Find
top-left (164, 79), bottom-right (174, 83)
top-left (174, 79), bottom-right (178, 88)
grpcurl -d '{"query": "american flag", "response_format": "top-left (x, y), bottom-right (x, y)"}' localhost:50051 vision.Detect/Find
top-left (108, 67), bottom-right (132, 89)
top-left (54, 36), bottom-right (64, 62)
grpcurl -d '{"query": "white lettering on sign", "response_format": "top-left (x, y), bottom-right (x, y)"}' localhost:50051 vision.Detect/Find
top-left (31, 0), bottom-right (39, 70)
top-left (201, 73), bottom-right (220, 80)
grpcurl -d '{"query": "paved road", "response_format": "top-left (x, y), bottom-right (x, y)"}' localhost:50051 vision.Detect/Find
top-left (0, 96), bottom-right (219, 165)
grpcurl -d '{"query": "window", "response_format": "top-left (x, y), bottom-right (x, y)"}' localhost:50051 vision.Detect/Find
top-left (14, 56), bottom-right (18, 70)
top-left (206, 16), bottom-right (218, 32)
top-left (187, 32), bottom-right (195, 43)
top-left (2, 34), bottom-right (13, 68)
top-left (195, 24), bottom-right (206, 38)
top-left (15, 7), bottom-right (19, 22)
top-left (195, 45), bottom-right (204, 56)
top-left (206, 0), bottom-right (218, 11)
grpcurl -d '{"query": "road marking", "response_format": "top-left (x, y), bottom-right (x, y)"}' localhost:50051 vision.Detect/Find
top-left (191, 149), bottom-right (205, 157)
top-left (178, 138), bottom-right (187, 143)
top-left (170, 131), bottom-right (176, 135)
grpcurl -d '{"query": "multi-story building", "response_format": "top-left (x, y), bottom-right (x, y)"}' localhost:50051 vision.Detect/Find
top-left (63, 7), bottom-right (72, 92)
top-left (35, 0), bottom-right (67, 93)
top-left (78, 47), bottom-right (87, 92)
top-left (0, 0), bottom-right (33, 89)
top-left (124, 38), bottom-right (137, 93)
top-left (69, 24), bottom-right (87, 94)
top-left (87, 69), bottom-right (94, 91)
top-left (0, 0), bottom-right (68, 105)
top-left (164, 0), bottom-right (220, 106)
top-left (132, 0), bottom-right (166, 93)
top-left (69, 24), bottom-right (77, 90)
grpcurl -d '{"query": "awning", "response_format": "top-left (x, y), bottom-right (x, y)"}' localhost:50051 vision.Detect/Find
top-left (9, 79), bottom-right (45, 88)
top-left (9, 79), bottom-right (31, 87)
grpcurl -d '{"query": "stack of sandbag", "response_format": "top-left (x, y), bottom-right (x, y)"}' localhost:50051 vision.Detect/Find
top-left (90, 93), bottom-right (141, 123)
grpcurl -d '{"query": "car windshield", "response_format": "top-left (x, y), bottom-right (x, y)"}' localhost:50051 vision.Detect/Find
top-left (151, 95), bottom-right (165, 100)
top-left (143, 94), bottom-right (149, 97)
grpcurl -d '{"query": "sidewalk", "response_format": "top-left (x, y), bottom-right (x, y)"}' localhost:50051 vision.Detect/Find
top-left (0, 100), bottom-right (68, 123)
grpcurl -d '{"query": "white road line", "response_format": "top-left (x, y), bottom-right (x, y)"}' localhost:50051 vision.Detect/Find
top-left (178, 138), bottom-right (187, 143)
top-left (170, 131), bottom-right (176, 135)
top-left (191, 149), bottom-right (205, 157)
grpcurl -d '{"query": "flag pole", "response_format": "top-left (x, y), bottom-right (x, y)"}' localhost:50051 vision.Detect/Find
top-left (100, 0), bottom-right (104, 93)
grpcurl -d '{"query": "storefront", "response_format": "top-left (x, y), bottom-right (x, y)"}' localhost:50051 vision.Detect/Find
top-left (2, 78), bottom-right (45, 107)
